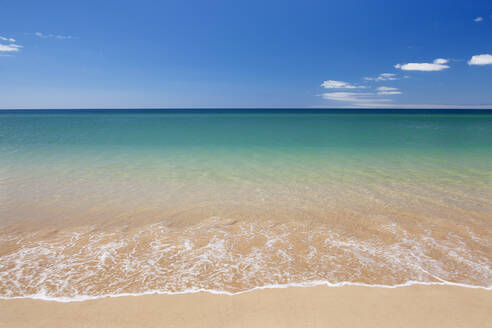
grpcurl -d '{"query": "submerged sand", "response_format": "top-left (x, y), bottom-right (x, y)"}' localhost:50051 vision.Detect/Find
top-left (1, 285), bottom-right (491, 328)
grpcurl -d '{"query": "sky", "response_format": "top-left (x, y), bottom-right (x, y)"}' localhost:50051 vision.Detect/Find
top-left (1, 0), bottom-right (491, 109)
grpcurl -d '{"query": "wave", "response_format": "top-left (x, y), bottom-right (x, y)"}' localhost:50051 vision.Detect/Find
top-left (1, 217), bottom-right (491, 302)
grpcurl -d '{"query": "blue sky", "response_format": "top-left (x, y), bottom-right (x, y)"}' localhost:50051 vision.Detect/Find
top-left (1, 0), bottom-right (491, 109)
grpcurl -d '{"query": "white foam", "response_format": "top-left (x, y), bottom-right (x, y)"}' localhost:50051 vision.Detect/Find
top-left (0, 280), bottom-right (490, 303)
top-left (0, 219), bottom-right (491, 302)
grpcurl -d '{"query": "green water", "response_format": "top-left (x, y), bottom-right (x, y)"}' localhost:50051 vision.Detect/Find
top-left (1, 110), bottom-right (491, 186)
top-left (1, 109), bottom-right (491, 227)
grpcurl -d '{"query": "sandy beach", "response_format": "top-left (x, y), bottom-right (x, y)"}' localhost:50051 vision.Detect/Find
top-left (1, 285), bottom-right (491, 328)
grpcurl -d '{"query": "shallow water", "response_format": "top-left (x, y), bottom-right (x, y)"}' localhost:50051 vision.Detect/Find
top-left (0, 109), bottom-right (491, 300)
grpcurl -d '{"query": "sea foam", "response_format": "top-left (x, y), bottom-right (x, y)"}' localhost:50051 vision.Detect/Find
top-left (1, 218), bottom-right (490, 302)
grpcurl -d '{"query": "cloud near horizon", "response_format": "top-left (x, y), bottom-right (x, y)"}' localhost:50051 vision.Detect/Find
top-left (321, 80), bottom-right (366, 89)
top-left (0, 43), bottom-right (22, 52)
top-left (395, 58), bottom-right (450, 71)
top-left (376, 86), bottom-right (402, 95)
top-left (468, 54), bottom-right (492, 66)
top-left (473, 17), bottom-right (483, 22)
top-left (35, 32), bottom-right (73, 40)
top-left (364, 73), bottom-right (398, 82)
top-left (321, 92), bottom-right (392, 105)
top-left (320, 77), bottom-right (402, 106)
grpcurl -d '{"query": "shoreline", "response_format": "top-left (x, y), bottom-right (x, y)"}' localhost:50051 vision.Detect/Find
top-left (0, 280), bottom-right (491, 303)
top-left (1, 285), bottom-right (491, 328)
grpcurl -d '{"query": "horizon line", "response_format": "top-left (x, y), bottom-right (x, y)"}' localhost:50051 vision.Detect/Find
top-left (1, 107), bottom-right (492, 111)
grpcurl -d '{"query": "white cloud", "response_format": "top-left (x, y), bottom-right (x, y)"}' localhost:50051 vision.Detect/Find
top-left (35, 32), bottom-right (72, 40)
top-left (376, 86), bottom-right (402, 95)
top-left (311, 103), bottom-right (492, 109)
top-left (474, 17), bottom-right (483, 22)
top-left (0, 35), bottom-right (16, 42)
top-left (433, 58), bottom-right (448, 65)
top-left (321, 92), bottom-right (391, 104)
top-left (468, 54), bottom-right (492, 66)
top-left (395, 58), bottom-right (450, 71)
top-left (0, 43), bottom-right (22, 52)
top-left (343, 103), bottom-right (492, 109)
top-left (322, 92), bottom-right (364, 101)
top-left (364, 73), bottom-right (398, 82)
top-left (0, 35), bottom-right (22, 54)
top-left (321, 80), bottom-right (366, 89)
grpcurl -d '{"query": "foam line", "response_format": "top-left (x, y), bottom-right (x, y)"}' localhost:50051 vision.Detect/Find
top-left (1, 280), bottom-right (490, 303)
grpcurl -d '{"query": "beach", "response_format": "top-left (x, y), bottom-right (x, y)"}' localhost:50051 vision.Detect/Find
top-left (3, 0), bottom-right (492, 325)
top-left (1, 285), bottom-right (491, 328)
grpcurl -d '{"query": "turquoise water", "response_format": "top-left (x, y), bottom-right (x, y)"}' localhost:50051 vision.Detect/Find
top-left (2, 110), bottom-right (491, 188)
top-left (1, 110), bottom-right (490, 208)
top-left (2, 109), bottom-right (491, 151)
top-left (0, 109), bottom-right (491, 299)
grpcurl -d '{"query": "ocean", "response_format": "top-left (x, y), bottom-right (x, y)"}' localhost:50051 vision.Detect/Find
top-left (0, 109), bottom-right (491, 301)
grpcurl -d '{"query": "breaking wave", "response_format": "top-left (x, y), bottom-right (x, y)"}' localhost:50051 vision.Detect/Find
top-left (1, 217), bottom-right (490, 302)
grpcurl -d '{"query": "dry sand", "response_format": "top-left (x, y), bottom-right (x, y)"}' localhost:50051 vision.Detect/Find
top-left (1, 285), bottom-right (491, 328)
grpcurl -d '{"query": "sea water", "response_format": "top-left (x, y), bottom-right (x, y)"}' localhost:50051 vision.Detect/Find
top-left (0, 109), bottom-right (491, 301)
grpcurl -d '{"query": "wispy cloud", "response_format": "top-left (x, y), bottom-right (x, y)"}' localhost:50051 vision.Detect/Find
top-left (474, 17), bottom-right (483, 22)
top-left (320, 77), bottom-right (402, 107)
top-left (0, 35), bottom-right (16, 42)
top-left (364, 73), bottom-right (398, 82)
top-left (312, 103), bottom-right (492, 109)
top-left (35, 32), bottom-right (73, 40)
top-left (376, 86), bottom-right (402, 95)
top-left (0, 34), bottom-right (22, 53)
top-left (395, 58), bottom-right (450, 71)
top-left (346, 103), bottom-right (492, 109)
top-left (321, 80), bottom-right (366, 89)
top-left (0, 43), bottom-right (22, 52)
top-left (468, 54), bottom-right (492, 66)
top-left (321, 92), bottom-right (391, 105)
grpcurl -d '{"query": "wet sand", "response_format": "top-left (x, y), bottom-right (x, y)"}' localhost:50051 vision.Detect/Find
top-left (1, 285), bottom-right (491, 328)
